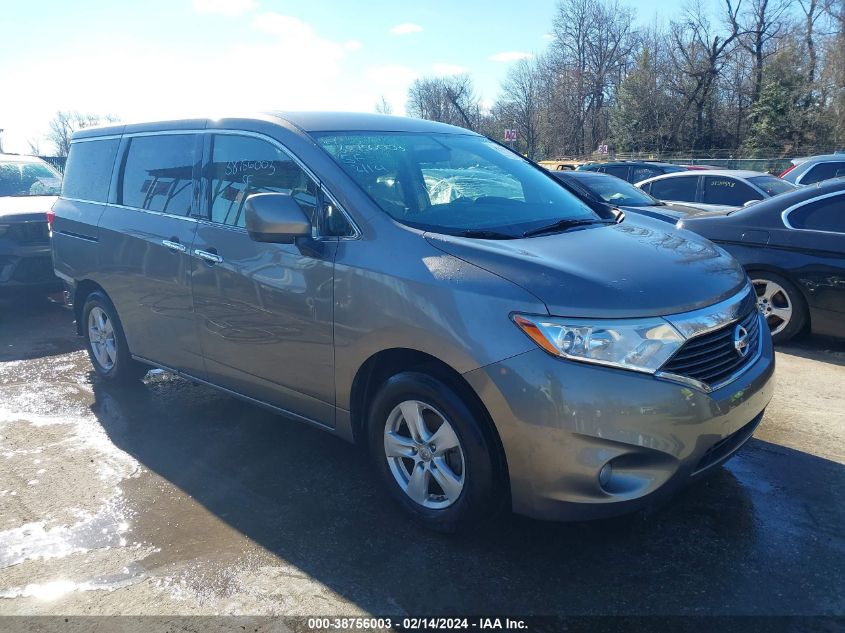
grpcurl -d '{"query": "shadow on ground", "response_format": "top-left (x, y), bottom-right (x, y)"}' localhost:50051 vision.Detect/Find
top-left (89, 373), bottom-right (845, 616)
top-left (0, 296), bottom-right (82, 361)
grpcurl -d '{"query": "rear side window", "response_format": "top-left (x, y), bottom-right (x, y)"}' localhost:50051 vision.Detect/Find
top-left (603, 165), bottom-right (630, 181)
top-left (802, 162), bottom-right (845, 185)
top-left (702, 177), bottom-right (760, 206)
top-left (788, 194), bottom-right (845, 233)
top-left (631, 166), bottom-right (661, 183)
top-left (62, 139), bottom-right (120, 202)
top-left (119, 134), bottom-right (197, 214)
top-left (649, 176), bottom-right (699, 203)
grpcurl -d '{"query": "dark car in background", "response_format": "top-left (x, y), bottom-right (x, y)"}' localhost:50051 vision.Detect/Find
top-left (678, 178), bottom-right (845, 343)
top-left (551, 170), bottom-right (701, 223)
top-left (637, 170), bottom-right (798, 212)
top-left (577, 160), bottom-right (687, 183)
top-left (780, 154), bottom-right (845, 186)
top-left (0, 154), bottom-right (63, 295)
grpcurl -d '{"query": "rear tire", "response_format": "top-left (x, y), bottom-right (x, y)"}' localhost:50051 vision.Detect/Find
top-left (82, 291), bottom-right (148, 384)
top-left (367, 371), bottom-right (503, 533)
top-left (751, 272), bottom-right (807, 344)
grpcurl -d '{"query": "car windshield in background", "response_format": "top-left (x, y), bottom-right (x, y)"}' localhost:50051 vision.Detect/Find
top-left (0, 161), bottom-right (62, 197)
top-left (576, 173), bottom-right (660, 207)
top-left (314, 132), bottom-right (600, 237)
top-left (748, 175), bottom-right (797, 197)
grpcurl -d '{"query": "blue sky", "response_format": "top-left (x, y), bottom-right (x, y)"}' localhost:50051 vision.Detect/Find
top-left (2, 0), bottom-right (675, 154)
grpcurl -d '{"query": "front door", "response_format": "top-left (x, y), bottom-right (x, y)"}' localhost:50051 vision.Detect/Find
top-left (190, 132), bottom-right (337, 426)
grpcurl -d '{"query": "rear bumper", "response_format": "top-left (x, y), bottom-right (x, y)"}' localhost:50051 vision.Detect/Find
top-left (464, 327), bottom-right (775, 521)
top-left (0, 241), bottom-right (61, 292)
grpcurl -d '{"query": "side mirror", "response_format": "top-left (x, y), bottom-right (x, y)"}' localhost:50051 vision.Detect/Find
top-left (244, 193), bottom-right (311, 243)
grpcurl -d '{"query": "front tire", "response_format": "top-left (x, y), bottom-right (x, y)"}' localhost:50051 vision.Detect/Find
top-left (751, 272), bottom-right (807, 344)
top-left (367, 371), bottom-right (503, 532)
top-left (82, 291), bottom-right (148, 384)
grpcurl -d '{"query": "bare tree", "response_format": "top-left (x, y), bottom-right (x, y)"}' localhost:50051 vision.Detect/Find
top-left (407, 74), bottom-right (481, 130)
top-left (26, 136), bottom-right (42, 156)
top-left (669, 0), bottom-right (743, 149)
top-left (47, 111), bottom-right (118, 157)
top-left (374, 95), bottom-right (393, 115)
top-left (498, 58), bottom-right (543, 158)
top-left (739, 0), bottom-right (792, 105)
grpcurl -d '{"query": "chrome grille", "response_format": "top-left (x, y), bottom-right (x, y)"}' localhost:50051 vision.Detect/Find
top-left (661, 308), bottom-right (761, 388)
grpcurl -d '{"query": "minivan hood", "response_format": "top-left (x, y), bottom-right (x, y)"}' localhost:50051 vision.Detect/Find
top-left (0, 195), bottom-right (57, 219)
top-left (425, 218), bottom-right (747, 318)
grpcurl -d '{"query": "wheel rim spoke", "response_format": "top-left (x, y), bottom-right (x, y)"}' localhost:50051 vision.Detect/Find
top-left (430, 422), bottom-right (460, 456)
top-left (400, 400), bottom-right (429, 442)
top-left (430, 457), bottom-right (463, 501)
top-left (770, 306), bottom-right (791, 323)
top-left (384, 431), bottom-right (417, 458)
top-left (405, 463), bottom-right (429, 504)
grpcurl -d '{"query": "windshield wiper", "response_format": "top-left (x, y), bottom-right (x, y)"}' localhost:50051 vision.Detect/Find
top-left (522, 218), bottom-right (614, 238)
top-left (457, 229), bottom-right (516, 240)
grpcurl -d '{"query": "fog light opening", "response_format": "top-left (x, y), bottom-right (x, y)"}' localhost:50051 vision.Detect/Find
top-left (598, 462), bottom-right (613, 489)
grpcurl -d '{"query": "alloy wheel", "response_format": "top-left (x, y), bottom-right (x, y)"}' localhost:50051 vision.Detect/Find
top-left (384, 399), bottom-right (465, 509)
top-left (88, 306), bottom-right (117, 371)
top-left (752, 278), bottom-right (793, 336)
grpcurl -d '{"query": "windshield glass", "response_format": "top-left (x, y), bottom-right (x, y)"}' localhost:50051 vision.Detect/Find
top-left (0, 160), bottom-right (62, 197)
top-left (313, 132), bottom-right (600, 237)
top-left (574, 173), bottom-right (659, 207)
top-left (748, 175), bottom-right (797, 197)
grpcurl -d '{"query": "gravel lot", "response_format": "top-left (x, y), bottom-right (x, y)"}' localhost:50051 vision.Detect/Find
top-left (0, 297), bottom-right (843, 616)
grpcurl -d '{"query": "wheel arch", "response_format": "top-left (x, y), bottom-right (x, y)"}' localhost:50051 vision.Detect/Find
top-left (72, 279), bottom-right (109, 335)
top-left (745, 265), bottom-right (812, 333)
top-left (349, 348), bottom-right (510, 495)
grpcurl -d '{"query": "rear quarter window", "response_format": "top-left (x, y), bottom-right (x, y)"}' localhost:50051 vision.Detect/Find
top-left (788, 194), bottom-right (845, 233)
top-left (62, 139), bottom-right (120, 202)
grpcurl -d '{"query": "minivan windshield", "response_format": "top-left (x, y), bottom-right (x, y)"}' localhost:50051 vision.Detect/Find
top-left (314, 132), bottom-right (602, 237)
top-left (0, 160), bottom-right (62, 197)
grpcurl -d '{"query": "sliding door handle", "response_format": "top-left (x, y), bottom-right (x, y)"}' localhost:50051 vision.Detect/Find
top-left (194, 249), bottom-right (223, 264)
top-left (162, 239), bottom-right (186, 253)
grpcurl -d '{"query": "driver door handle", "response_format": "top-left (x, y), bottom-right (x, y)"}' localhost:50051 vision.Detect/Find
top-left (194, 248), bottom-right (223, 264)
top-left (162, 239), bottom-right (186, 253)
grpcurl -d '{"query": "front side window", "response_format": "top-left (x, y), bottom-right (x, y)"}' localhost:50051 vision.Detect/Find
top-left (788, 194), bottom-right (845, 233)
top-left (63, 139), bottom-right (119, 202)
top-left (208, 135), bottom-right (322, 230)
top-left (0, 160), bottom-right (62, 197)
top-left (802, 162), bottom-right (845, 185)
top-left (120, 134), bottom-right (197, 214)
top-left (702, 176), bottom-right (760, 206)
top-left (314, 132), bottom-right (599, 237)
top-left (650, 176), bottom-right (699, 203)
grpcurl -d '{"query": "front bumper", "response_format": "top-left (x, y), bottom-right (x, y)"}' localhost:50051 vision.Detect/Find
top-left (463, 321), bottom-right (775, 521)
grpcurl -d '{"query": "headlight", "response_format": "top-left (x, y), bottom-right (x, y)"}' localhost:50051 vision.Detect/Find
top-left (512, 314), bottom-right (684, 374)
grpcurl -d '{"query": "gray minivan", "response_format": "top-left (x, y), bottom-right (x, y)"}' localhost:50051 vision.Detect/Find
top-left (52, 113), bottom-right (775, 531)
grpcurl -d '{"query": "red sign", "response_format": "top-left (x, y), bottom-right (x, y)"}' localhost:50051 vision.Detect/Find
top-left (504, 129), bottom-right (518, 142)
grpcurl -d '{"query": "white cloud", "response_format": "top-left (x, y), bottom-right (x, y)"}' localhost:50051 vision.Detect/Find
top-left (432, 63), bottom-right (467, 75)
top-left (489, 51), bottom-right (534, 62)
top-left (365, 65), bottom-right (419, 116)
top-left (389, 23), bottom-right (422, 35)
top-left (345, 39), bottom-right (362, 51)
top-left (192, 0), bottom-right (257, 17)
top-left (543, 33), bottom-right (555, 41)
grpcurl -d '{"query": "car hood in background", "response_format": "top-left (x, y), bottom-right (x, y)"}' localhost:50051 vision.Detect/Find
top-left (425, 218), bottom-right (747, 318)
top-left (0, 195), bottom-right (58, 219)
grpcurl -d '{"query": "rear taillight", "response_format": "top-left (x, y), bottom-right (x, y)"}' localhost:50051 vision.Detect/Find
top-left (46, 209), bottom-right (55, 230)
top-left (778, 165), bottom-right (796, 178)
